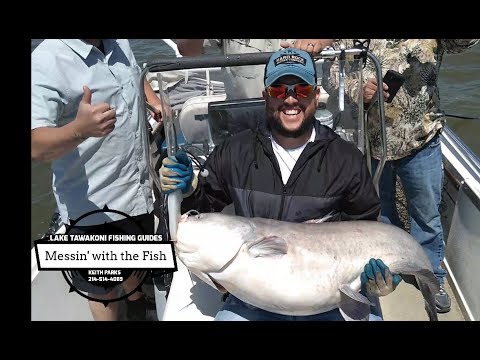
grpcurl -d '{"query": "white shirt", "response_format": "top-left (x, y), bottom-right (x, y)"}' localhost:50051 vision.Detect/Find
top-left (271, 128), bottom-right (316, 185)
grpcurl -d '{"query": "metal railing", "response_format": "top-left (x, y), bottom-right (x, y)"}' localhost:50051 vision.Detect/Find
top-left (138, 49), bottom-right (387, 197)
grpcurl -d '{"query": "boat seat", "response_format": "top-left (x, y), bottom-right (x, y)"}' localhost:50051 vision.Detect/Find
top-left (207, 97), bottom-right (266, 145)
top-left (177, 94), bottom-right (227, 145)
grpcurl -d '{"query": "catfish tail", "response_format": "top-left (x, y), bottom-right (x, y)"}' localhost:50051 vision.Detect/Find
top-left (413, 269), bottom-right (440, 321)
top-left (398, 267), bottom-right (440, 321)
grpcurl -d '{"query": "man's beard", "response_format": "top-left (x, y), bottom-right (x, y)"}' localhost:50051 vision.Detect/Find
top-left (267, 114), bottom-right (315, 138)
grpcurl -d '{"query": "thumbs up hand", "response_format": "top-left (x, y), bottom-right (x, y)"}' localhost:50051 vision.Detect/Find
top-left (72, 86), bottom-right (117, 139)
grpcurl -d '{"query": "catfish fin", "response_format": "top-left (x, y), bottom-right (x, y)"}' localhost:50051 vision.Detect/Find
top-left (339, 284), bottom-right (373, 321)
top-left (190, 269), bottom-right (227, 294)
top-left (247, 236), bottom-right (288, 258)
top-left (411, 269), bottom-right (439, 321)
top-left (395, 265), bottom-right (440, 321)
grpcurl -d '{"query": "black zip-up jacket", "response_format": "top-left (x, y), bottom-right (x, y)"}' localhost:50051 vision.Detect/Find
top-left (182, 120), bottom-right (380, 222)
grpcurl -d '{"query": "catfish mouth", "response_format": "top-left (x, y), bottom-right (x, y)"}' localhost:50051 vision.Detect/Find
top-left (179, 209), bottom-right (200, 223)
top-left (176, 210), bottom-right (202, 250)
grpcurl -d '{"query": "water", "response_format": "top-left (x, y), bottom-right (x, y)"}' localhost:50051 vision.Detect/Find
top-left (30, 39), bottom-right (480, 242)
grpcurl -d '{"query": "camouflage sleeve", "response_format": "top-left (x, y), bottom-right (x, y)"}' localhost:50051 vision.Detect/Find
top-left (320, 39), bottom-right (365, 102)
top-left (438, 39), bottom-right (479, 54)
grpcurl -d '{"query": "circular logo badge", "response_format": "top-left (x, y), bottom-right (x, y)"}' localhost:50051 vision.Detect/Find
top-left (62, 207), bottom-right (150, 305)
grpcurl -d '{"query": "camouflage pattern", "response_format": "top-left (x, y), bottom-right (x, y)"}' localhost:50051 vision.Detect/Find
top-left (324, 39), bottom-right (479, 160)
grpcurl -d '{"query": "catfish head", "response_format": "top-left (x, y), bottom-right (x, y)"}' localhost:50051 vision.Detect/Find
top-left (176, 211), bottom-right (256, 273)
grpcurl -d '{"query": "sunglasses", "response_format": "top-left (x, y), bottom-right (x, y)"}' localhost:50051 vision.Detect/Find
top-left (266, 83), bottom-right (316, 99)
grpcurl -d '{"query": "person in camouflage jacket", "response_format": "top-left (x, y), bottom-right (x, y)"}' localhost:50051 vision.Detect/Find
top-left (323, 39), bottom-right (479, 314)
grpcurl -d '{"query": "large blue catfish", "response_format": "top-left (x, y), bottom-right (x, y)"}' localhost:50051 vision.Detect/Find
top-left (175, 212), bottom-right (439, 321)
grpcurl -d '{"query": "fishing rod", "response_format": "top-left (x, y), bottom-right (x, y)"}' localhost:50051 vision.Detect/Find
top-left (445, 113), bottom-right (480, 120)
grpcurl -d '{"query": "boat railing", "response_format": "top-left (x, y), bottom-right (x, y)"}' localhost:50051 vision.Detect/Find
top-left (139, 49), bottom-right (388, 199)
top-left (440, 126), bottom-right (480, 320)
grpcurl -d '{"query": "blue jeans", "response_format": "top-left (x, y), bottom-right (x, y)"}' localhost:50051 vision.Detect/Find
top-left (215, 295), bottom-right (383, 321)
top-left (371, 133), bottom-right (447, 285)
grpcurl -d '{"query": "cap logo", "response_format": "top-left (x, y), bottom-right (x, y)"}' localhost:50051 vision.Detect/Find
top-left (274, 54), bottom-right (306, 67)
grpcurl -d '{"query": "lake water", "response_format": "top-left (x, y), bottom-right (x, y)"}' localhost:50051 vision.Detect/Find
top-left (30, 39), bottom-right (480, 242)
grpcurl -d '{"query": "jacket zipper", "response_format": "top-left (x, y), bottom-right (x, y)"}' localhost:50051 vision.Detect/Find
top-left (262, 141), bottom-right (287, 220)
top-left (277, 185), bottom-right (287, 220)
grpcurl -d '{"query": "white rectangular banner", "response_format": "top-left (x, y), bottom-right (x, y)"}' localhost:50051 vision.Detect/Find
top-left (35, 243), bottom-right (176, 269)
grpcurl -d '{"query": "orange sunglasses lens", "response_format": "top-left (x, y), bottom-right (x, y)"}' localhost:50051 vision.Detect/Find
top-left (267, 84), bottom-right (315, 99)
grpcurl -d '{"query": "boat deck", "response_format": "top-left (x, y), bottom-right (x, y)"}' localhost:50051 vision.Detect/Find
top-left (32, 268), bottom-right (465, 321)
top-left (381, 276), bottom-right (464, 321)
